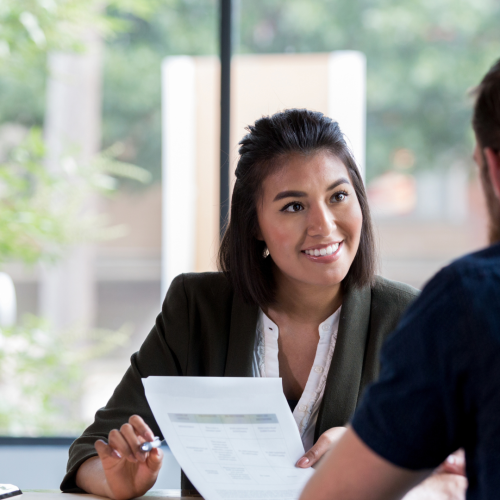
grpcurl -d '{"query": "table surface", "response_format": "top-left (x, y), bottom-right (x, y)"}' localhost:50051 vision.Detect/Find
top-left (22, 491), bottom-right (201, 500)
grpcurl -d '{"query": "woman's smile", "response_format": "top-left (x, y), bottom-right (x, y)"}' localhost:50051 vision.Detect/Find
top-left (302, 241), bottom-right (343, 262)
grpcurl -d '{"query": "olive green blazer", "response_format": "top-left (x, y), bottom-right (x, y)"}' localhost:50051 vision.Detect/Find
top-left (61, 272), bottom-right (418, 493)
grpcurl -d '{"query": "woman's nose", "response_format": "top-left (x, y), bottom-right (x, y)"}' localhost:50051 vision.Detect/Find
top-left (307, 204), bottom-right (336, 237)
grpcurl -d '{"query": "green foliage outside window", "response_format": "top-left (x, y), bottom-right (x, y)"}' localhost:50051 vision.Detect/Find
top-left (0, 126), bottom-right (149, 436)
top-left (0, 0), bottom-right (153, 435)
top-left (102, 0), bottom-right (500, 181)
top-left (0, 315), bottom-right (131, 436)
top-left (3, 1), bottom-right (500, 183)
top-left (0, 129), bottom-right (151, 266)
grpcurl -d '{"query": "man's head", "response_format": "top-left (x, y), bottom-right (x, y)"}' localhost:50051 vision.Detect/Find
top-left (472, 59), bottom-right (500, 244)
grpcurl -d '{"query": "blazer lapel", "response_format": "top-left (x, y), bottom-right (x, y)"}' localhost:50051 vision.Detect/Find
top-left (224, 292), bottom-right (259, 377)
top-left (315, 284), bottom-right (372, 439)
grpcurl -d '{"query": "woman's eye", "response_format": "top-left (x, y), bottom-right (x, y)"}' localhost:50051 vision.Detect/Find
top-left (331, 191), bottom-right (348, 203)
top-left (282, 202), bottom-right (304, 212)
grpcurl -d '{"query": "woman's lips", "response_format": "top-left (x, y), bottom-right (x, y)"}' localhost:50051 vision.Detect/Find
top-left (303, 242), bottom-right (340, 256)
top-left (301, 241), bottom-right (343, 263)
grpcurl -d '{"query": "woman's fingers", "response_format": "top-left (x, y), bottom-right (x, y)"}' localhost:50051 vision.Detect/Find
top-left (439, 449), bottom-right (466, 476)
top-left (146, 447), bottom-right (164, 473)
top-left (120, 422), bottom-right (148, 462)
top-left (296, 427), bottom-right (347, 468)
top-left (296, 442), bottom-right (322, 468)
top-left (95, 439), bottom-right (122, 462)
top-left (129, 414), bottom-right (155, 442)
top-left (95, 416), bottom-right (160, 470)
top-left (109, 428), bottom-right (138, 463)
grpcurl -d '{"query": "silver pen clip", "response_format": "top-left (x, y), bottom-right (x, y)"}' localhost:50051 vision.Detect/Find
top-left (140, 436), bottom-right (163, 452)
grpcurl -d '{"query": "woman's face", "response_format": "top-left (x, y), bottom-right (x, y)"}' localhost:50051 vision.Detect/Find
top-left (256, 152), bottom-right (363, 289)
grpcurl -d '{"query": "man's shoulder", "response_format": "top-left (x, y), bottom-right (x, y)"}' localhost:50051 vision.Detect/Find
top-left (391, 244), bottom-right (500, 349)
top-left (445, 244), bottom-right (500, 343)
top-left (426, 243), bottom-right (500, 297)
top-left (448, 242), bottom-right (500, 275)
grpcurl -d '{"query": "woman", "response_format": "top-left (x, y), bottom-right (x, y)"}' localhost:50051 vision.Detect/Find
top-left (61, 109), bottom-right (418, 499)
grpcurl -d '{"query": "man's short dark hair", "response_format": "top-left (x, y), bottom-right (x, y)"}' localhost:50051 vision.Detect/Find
top-left (473, 59), bottom-right (500, 150)
top-left (218, 109), bottom-right (376, 306)
top-left (472, 59), bottom-right (500, 244)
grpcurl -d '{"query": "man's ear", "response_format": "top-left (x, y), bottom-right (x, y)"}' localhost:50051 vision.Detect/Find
top-left (484, 148), bottom-right (500, 201)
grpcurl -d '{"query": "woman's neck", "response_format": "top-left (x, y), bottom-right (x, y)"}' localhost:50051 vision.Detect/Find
top-left (269, 270), bottom-right (343, 325)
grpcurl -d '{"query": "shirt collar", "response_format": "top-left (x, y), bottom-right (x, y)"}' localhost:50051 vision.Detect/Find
top-left (258, 306), bottom-right (342, 342)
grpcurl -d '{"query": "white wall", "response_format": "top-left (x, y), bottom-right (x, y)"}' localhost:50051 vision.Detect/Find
top-left (328, 51), bottom-right (366, 179)
top-left (161, 56), bottom-right (197, 299)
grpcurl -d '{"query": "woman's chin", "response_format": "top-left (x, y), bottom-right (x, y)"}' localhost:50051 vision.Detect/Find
top-left (273, 253), bottom-right (351, 289)
top-left (286, 268), bottom-right (348, 289)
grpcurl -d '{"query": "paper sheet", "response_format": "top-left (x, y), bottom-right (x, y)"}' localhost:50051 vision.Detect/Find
top-left (143, 377), bottom-right (315, 500)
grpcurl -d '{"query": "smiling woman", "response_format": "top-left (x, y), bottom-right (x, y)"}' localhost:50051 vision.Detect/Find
top-left (219, 110), bottom-right (375, 307)
top-left (62, 110), bottom-right (419, 500)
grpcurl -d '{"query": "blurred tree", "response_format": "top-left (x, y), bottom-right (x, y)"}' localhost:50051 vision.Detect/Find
top-left (103, 0), bottom-right (500, 181)
top-left (1, 0), bottom-right (499, 181)
top-left (0, 0), bottom-right (170, 175)
top-left (0, 129), bottom-right (150, 266)
top-left (0, 314), bottom-right (130, 435)
top-left (0, 126), bottom-right (148, 436)
top-left (0, 0), bottom-right (153, 435)
top-left (236, 0), bottom-right (500, 180)
top-left (101, 0), bottom-right (218, 181)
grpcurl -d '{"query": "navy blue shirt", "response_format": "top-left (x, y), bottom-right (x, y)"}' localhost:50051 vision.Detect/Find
top-left (352, 243), bottom-right (500, 500)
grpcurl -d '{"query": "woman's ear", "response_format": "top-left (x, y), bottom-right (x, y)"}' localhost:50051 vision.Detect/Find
top-left (485, 147), bottom-right (500, 201)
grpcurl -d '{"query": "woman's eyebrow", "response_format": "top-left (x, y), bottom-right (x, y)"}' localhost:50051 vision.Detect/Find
top-left (273, 190), bottom-right (306, 202)
top-left (273, 177), bottom-right (351, 202)
top-left (327, 177), bottom-right (351, 190)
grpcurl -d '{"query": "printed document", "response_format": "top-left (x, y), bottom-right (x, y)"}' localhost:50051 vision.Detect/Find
top-left (143, 377), bottom-right (315, 500)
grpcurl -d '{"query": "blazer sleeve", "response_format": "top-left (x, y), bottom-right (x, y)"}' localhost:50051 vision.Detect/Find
top-left (60, 274), bottom-right (191, 492)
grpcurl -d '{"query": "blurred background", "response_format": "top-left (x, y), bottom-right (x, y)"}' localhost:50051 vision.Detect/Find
top-left (0, 0), bottom-right (499, 489)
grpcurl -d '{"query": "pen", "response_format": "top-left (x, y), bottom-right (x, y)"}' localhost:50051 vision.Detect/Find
top-left (140, 436), bottom-right (164, 452)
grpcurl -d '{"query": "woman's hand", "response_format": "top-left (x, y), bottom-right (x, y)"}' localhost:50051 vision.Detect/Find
top-left (401, 472), bottom-right (467, 500)
top-left (296, 426), bottom-right (347, 468)
top-left (399, 449), bottom-right (467, 500)
top-left (437, 449), bottom-right (466, 476)
top-left (76, 415), bottom-right (163, 500)
top-left (95, 415), bottom-right (163, 499)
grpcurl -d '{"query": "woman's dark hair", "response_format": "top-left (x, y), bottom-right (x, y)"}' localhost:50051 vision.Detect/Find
top-left (473, 58), bottom-right (500, 150)
top-left (218, 109), bottom-right (376, 306)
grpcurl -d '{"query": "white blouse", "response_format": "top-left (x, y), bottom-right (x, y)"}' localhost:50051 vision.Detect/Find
top-left (251, 307), bottom-right (341, 452)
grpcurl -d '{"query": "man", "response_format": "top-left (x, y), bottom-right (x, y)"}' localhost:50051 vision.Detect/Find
top-left (300, 59), bottom-right (500, 500)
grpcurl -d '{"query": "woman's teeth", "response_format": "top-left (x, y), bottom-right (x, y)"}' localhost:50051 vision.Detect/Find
top-left (304, 243), bottom-right (340, 256)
